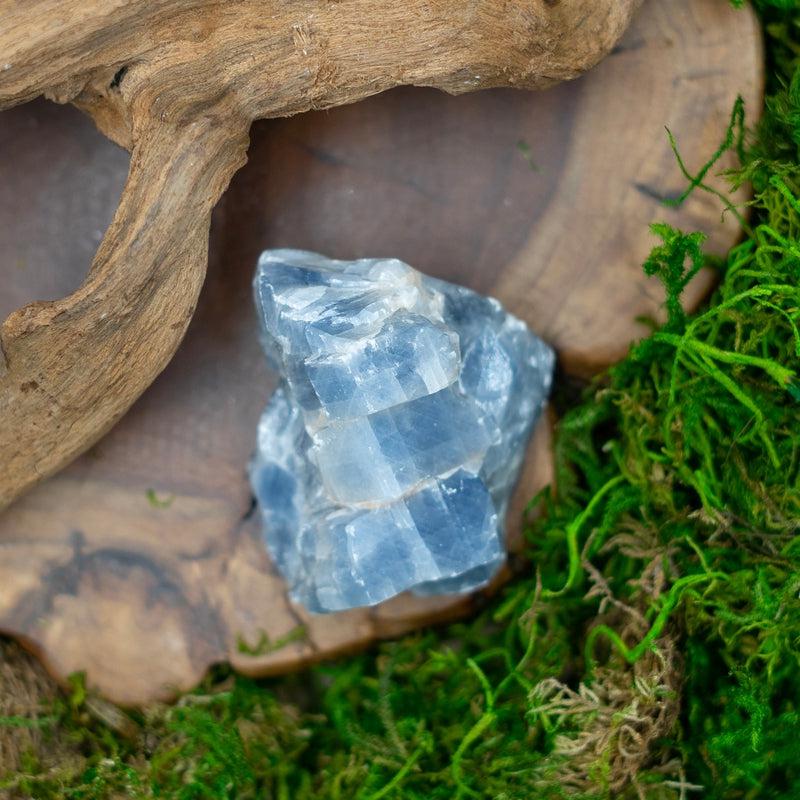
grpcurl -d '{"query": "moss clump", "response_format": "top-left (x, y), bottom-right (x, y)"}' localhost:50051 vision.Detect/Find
top-left (2, 1), bottom-right (799, 798)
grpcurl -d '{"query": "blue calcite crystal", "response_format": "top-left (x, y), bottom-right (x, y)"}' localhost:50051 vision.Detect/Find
top-left (249, 250), bottom-right (555, 613)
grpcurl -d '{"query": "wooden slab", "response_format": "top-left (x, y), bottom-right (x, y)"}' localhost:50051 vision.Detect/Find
top-left (0, 0), bottom-right (761, 705)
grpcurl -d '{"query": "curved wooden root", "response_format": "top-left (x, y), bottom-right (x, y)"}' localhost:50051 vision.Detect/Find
top-left (0, 114), bottom-right (250, 507)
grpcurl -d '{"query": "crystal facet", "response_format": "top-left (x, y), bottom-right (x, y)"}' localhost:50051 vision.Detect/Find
top-left (250, 250), bottom-right (555, 613)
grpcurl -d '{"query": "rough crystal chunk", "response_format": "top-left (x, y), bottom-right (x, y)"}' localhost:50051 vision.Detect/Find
top-left (250, 250), bottom-right (555, 613)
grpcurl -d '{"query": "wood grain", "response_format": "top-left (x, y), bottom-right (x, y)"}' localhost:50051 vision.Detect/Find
top-left (0, 0), bottom-right (640, 510)
top-left (0, 0), bottom-right (762, 705)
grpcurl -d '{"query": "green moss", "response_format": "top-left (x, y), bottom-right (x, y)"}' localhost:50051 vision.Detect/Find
top-left (2, 1), bottom-right (800, 797)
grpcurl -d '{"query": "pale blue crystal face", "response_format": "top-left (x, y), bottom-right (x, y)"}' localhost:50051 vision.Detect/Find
top-left (250, 250), bottom-right (555, 613)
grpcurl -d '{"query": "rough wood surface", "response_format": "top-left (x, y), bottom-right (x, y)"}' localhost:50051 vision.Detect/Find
top-left (0, 0), bottom-right (762, 705)
top-left (0, 0), bottom-right (640, 510)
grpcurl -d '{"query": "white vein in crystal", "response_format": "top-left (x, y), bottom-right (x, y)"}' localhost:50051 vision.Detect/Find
top-left (250, 249), bottom-right (555, 613)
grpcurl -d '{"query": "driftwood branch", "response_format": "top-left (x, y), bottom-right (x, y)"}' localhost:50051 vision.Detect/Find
top-left (0, 0), bottom-right (640, 508)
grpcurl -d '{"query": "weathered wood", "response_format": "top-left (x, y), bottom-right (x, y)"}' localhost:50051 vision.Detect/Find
top-left (0, 0), bottom-right (761, 704)
top-left (0, 0), bottom-right (640, 510)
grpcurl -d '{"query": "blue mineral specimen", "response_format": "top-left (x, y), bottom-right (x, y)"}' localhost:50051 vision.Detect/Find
top-left (249, 250), bottom-right (555, 613)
